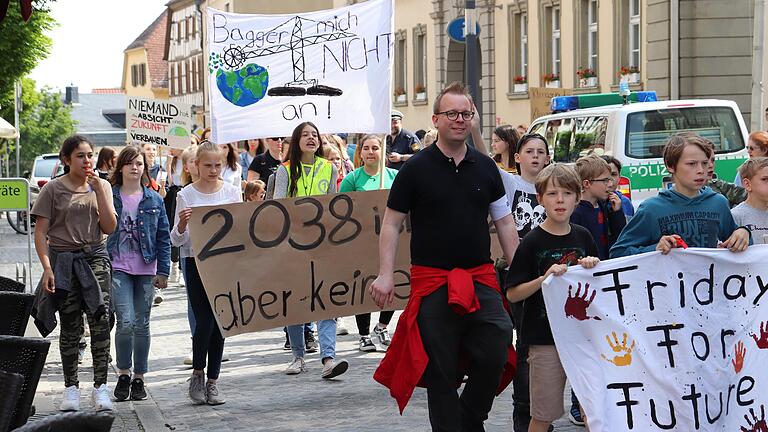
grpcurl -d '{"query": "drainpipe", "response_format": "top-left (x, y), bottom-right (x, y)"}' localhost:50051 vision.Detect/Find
top-left (670, 0), bottom-right (679, 100)
top-left (465, 0), bottom-right (480, 148)
top-left (751, 0), bottom-right (765, 131)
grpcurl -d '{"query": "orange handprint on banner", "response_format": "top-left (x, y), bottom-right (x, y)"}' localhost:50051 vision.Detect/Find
top-left (732, 341), bottom-right (746, 373)
top-left (600, 332), bottom-right (635, 367)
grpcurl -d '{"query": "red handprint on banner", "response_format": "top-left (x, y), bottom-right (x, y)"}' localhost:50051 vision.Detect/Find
top-left (732, 341), bottom-right (746, 373)
top-left (741, 405), bottom-right (768, 432)
top-left (564, 282), bottom-right (601, 321)
top-left (751, 321), bottom-right (768, 349)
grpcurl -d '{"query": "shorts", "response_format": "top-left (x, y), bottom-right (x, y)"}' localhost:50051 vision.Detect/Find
top-left (528, 344), bottom-right (567, 423)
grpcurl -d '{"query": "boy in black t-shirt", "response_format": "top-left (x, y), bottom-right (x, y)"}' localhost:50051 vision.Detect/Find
top-left (505, 164), bottom-right (599, 432)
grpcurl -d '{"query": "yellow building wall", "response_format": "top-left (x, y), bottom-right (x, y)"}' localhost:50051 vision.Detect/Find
top-left (123, 48), bottom-right (155, 98)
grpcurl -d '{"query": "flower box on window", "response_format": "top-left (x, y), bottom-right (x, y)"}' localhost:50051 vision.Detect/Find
top-left (577, 68), bottom-right (597, 88)
top-left (513, 75), bottom-right (528, 93)
top-left (394, 87), bottom-right (406, 103)
top-left (543, 73), bottom-right (560, 88)
top-left (414, 84), bottom-right (427, 101)
top-left (619, 66), bottom-right (640, 84)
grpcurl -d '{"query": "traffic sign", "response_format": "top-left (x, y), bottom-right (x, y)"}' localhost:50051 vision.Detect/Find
top-left (447, 17), bottom-right (481, 43)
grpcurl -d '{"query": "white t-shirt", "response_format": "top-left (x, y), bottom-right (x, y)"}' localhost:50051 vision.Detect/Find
top-left (171, 182), bottom-right (243, 258)
top-left (732, 201), bottom-right (768, 244)
top-left (221, 164), bottom-right (242, 187)
top-left (500, 170), bottom-right (546, 238)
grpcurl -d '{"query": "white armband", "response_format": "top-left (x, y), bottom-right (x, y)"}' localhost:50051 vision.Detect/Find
top-left (489, 195), bottom-right (512, 221)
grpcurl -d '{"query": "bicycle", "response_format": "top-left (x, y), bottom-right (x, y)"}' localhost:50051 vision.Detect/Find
top-left (6, 184), bottom-right (38, 235)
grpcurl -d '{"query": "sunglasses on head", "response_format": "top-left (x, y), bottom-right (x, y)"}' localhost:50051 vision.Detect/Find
top-left (267, 137), bottom-right (282, 141)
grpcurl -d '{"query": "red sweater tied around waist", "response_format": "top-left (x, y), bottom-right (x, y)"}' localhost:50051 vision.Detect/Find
top-left (373, 263), bottom-right (517, 414)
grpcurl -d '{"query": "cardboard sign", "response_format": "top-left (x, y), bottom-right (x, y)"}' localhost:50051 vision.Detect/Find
top-left (542, 246), bottom-right (768, 432)
top-left (529, 87), bottom-right (571, 122)
top-left (126, 96), bottom-right (193, 149)
top-left (205, 0), bottom-right (393, 143)
top-left (188, 189), bottom-right (503, 337)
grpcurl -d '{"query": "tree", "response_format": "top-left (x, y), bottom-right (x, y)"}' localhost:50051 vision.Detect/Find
top-left (0, 0), bottom-right (54, 122)
top-left (0, 78), bottom-right (75, 173)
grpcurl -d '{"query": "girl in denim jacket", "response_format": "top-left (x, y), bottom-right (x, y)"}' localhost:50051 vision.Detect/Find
top-left (107, 146), bottom-right (171, 402)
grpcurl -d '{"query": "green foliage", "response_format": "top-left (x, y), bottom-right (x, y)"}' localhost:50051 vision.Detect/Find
top-left (1, 78), bottom-right (76, 172)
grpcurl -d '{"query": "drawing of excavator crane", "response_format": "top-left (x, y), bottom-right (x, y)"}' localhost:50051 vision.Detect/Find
top-left (221, 15), bottom-right (356, 97)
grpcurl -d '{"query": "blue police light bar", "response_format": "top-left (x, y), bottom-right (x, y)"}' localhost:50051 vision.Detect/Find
top-left (550, 91), bottom-right (658, 113)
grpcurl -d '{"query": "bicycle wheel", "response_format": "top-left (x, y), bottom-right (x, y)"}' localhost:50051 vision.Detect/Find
top-left (6, 211), bottom-right (29, 235)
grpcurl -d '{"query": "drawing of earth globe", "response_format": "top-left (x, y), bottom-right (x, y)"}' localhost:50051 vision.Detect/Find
top-left (168, 126), bottom-right (187, 137)
top-left (216, 63), bottom-right (269, 107)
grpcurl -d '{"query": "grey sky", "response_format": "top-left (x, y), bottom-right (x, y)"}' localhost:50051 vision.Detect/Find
top-left (30, 1), bottom-right (168, 92)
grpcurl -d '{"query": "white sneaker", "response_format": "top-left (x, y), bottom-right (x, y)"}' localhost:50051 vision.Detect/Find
top-left (91, 384), bottom-right (113, 411)
top-left (336, 320), bottom-right (349, 336)
top-left (321, 358), bottom-right (349, 379)
top-left (154, 288), bottom-right (164, 305)
top-left (284, 357), bottom-right (305, 375)
top-left (183, 351), bottom-right (193, 366)
top-left (59, 385), bottom-right (80, 411)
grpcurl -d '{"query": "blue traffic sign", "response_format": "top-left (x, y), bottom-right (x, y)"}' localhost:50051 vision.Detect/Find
top-left (447, 17), bottom-right (481, 43)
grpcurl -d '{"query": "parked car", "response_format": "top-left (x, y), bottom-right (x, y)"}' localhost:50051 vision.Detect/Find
top-left (29, 154), bottom-right (59, 188)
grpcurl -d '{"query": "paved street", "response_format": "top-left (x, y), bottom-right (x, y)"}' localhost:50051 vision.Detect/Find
top-left (1, 214), bottom-right (584, 431)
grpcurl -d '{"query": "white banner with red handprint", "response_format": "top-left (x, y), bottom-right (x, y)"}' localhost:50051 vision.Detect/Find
top-left (542, 245), bottom-right (768, 432)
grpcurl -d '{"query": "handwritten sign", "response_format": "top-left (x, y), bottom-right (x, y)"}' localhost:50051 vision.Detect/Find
top-left (205, 0), bottom-right (393, 143)
top-left (126, 96), bottom-right (193, 149)
top-left (542, 246), bottom-right (768, 432)
top-left (529, 87), bottom-right (571, 122)
top-left (188, 189), bottom-right (503, 337)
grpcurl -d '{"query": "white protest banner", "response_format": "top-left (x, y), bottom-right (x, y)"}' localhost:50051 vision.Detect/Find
top-left (205, 0), bottom-right (393, 144)
top-left (126, 96), bottom-right (193, 149)
top-left (542, 246), bottom-right (768, 432)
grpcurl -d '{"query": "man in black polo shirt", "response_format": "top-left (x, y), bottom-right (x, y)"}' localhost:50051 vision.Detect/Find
top-left (247, 137), bottom-right (283, 181)
top-left (386, 109), bottom-right (421, 170)
top-left (372, 82), bottom-right (519, 431)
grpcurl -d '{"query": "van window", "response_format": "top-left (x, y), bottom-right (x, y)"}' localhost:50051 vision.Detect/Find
top-left (625, 106), bottom-right (745, 159)
top-left (546, 118), bottom-right (575, 162)
top-left (529, 122), bottom-right (547, 137)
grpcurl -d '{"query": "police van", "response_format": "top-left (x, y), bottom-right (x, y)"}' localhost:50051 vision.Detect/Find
top-left (528, 93), bottom-right (749, 205)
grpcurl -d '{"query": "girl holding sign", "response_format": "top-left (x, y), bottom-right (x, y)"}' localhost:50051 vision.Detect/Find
top-left (172, 142), bottom-right (242, 405)
top-left (273, 121), bottom-right (349, 379)
top-left (31, 135), bottom-right (117, 412)
top-left (339, 135), bottom-right (398, 352)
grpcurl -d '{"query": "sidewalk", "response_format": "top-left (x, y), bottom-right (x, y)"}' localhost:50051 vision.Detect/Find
top-left (31, 281), bottom-right (583, 432)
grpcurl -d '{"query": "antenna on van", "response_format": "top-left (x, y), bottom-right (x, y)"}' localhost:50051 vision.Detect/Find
top-left (619, 80), bottom-right (631, 105)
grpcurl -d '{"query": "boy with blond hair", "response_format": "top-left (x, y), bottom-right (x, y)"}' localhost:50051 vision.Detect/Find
top-left (571, 155), bottom-right (627, 259)
top-left (506, 164), bottom-right (600, 432)
top-left (731, 157), bottom-right (768, 244)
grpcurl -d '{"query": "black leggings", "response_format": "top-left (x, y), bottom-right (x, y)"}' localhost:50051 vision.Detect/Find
top-left (185, 258), bottom-right (225, 379)
top-left (354, 311), bottom-right (394, 336)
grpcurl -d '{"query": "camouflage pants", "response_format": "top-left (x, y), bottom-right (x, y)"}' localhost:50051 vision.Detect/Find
top-left (58, 256), bottom-right (112, 388)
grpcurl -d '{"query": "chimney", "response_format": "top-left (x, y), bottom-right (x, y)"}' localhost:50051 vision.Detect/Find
top-left (65, 85), bottom-right (79, 104)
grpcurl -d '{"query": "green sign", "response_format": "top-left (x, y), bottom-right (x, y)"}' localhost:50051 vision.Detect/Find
top-left (0, 178), bottom-right (29, 211)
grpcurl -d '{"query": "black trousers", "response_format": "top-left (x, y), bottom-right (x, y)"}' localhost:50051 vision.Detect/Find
top-left (416, 283), bottom-right (513, 432)
top-left (355, 310), bottom-right (394, 336)
top-left (511, 301), bottom-right (531, 432)
top-left (185, 258), bottom-right (225, 379)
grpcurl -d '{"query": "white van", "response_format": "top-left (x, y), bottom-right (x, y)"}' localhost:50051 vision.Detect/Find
top-left (528, 98), bottom-right (749, 205)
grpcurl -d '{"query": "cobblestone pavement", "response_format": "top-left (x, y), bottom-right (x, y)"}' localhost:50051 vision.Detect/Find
top-left (1, 215), bottom-right (584, 431)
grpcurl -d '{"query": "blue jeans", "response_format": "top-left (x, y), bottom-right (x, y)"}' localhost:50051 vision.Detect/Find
top-left (287, 320), bottom-right (336, 360)
top-left (112, 271), bottom-right (154, 374)
top-left (180, 258), bottom-right (196, 334)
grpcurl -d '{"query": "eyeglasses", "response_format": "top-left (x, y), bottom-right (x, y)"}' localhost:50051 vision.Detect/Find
top-left (267, 137), bottom-right (282, 141)
top-left (435, 111), bottom-right (475, 121)
top-left (590, 177), bottom-right (616, 184)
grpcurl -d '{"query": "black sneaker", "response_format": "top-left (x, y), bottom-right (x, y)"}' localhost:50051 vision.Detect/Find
top-left (569, 402), bottom-right (585, 426)
top-left (283, 333), bottom-right (291, 350)
top-left (359, 336), bottom-right (376, 352)
top-left (130, 378), bottom-right (147, 401)
top-left (305, 331), bottom-right (318, 353)
top-left (114, 374), bottom-right (130, 401)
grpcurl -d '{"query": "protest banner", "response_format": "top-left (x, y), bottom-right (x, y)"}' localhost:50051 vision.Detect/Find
top-left (187, 189), bottom-right (503, 337)
top-left (542, 246), bottom-right (768, 432)
top-left (126, 96), bottom-right (193, 149)
top-left (205, 0), bottom-right (393, 144)
top-left (529, 87), bottom-right (571, 122)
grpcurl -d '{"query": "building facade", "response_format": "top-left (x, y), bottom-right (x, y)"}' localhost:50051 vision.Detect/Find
top-left (122, 11), bottom-right (169, 100)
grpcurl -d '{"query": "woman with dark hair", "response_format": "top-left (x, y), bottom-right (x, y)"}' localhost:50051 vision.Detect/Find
top-left (492, 124), bottom-right (519, 173)
top-left (273, 122), bottom-right (348, 379)
top-left (95, 147), bottom-right (116, 179)
top-left (217, 142), bottom-right (241, 186)
top-left (107, 146), bottom-right (170, 402)
top-left (239, 139), bottom-right (265, 180)
top-left (31, 134), bottom-right (117, 412)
